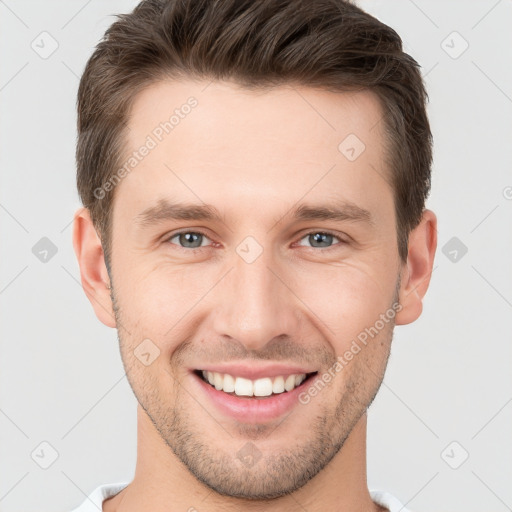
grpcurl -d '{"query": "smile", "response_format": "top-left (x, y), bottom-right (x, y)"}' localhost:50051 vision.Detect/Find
top-left (191, 368), bottom-right (319, 423)
top-left (196, 370), bottom-right (317, 398)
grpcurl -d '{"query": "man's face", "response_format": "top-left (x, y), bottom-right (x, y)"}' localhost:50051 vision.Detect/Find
top-left (108, 80), bottom-right (403, 498)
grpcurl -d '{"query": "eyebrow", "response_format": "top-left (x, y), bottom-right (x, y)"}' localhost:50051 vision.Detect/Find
top-left (135, 199), bottom-right (224, 227)
top-left (134, 198), bottom-right (373, 228)
top-left (292, 202), bottom-right (373, 226)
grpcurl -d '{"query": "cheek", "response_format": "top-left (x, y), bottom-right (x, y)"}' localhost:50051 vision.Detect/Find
top-left (114, 288), bottom-right (180, 400)
top-left (113, 257), bottom-right (205, 335)
top-left (290, 260), bottom-right (398, 346)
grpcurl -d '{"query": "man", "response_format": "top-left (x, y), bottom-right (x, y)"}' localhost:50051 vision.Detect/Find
top-left (71, 0), bottom-right (437, 510)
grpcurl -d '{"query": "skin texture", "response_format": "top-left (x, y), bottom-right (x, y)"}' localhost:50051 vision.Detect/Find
top-left (73, 80), bottom-right (437, 512)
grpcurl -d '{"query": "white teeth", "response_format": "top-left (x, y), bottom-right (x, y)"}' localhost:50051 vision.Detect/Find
top-left (234, 377), bottom-right (253, 396)
top-left (272, 376), bottom-right (285, 394)
top-left (213, 372), bottom-right (223, 390)
top-left (223, 373), bottom-right (235, 392)
top-left (284, 375), bottom-right (296, 392)
top-left (199, 370), bottom-right (309, 397)
top-left (253, 378), bottom-right (273, 397)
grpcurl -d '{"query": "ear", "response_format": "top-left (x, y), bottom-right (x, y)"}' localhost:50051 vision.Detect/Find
top-left (395, 209), bottom-right (437, 325)
top-left (72, 207), bottom-right (116, 328)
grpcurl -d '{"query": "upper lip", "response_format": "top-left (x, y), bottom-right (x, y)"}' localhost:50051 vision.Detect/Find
top-left (192, 363), bottom-right (317, 380)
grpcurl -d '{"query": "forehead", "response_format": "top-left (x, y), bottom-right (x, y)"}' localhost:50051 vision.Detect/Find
top-left (114, 79), bottom-right (392, 221)
top-left (127, 79), bottom-right (386, 150)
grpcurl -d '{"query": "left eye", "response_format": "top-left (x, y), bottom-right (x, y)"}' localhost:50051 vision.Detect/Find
top-left (297, 231), bottom-right (343, 249)
top-left (168, 231), bottom-right (212, 249)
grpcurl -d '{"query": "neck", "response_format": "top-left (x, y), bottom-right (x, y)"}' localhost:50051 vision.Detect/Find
top-left (104, 405), bottom-right (384, 512)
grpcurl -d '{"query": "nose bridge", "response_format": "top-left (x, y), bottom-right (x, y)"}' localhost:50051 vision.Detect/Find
top-left (212, 243), bottom-right (298, 351)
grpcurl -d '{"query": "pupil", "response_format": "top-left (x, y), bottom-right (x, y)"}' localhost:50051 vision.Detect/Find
top-left (181, 232), bottom-right (202, 248)
top-left (311, 233), bottom-right (332, 247)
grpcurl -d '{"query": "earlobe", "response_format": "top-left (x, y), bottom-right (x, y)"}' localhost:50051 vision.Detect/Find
top-left (72, 207), bottom-right (117, 328)
top-left (395, 209), bottom-right (437, 325)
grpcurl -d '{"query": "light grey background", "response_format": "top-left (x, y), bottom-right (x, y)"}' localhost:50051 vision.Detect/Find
top-left (1, 1), bottom-right (511, 511)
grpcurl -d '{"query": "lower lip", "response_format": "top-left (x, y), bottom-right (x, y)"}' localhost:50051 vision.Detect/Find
top-left (191, 371), bottom-right (316, 424)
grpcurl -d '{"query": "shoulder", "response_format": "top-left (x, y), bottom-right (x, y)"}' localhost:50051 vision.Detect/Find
top-left (370, 489), bottom-right (414, 512)
top-left (69, 482), bottom-right (130, 512)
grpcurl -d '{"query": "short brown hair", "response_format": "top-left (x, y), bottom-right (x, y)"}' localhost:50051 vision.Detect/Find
top-left (76, 0), bottom-right (432, 269)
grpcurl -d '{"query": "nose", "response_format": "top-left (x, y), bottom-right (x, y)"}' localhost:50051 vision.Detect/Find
top-left (211, 245), bottom-right (300, 352)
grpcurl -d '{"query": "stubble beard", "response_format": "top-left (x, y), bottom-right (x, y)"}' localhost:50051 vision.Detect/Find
top-left (109, 277), bottom-right (398, 500)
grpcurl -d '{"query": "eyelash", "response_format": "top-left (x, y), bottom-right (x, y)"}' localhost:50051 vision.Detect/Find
top-left (165, 229), bottom-right (347, 252)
